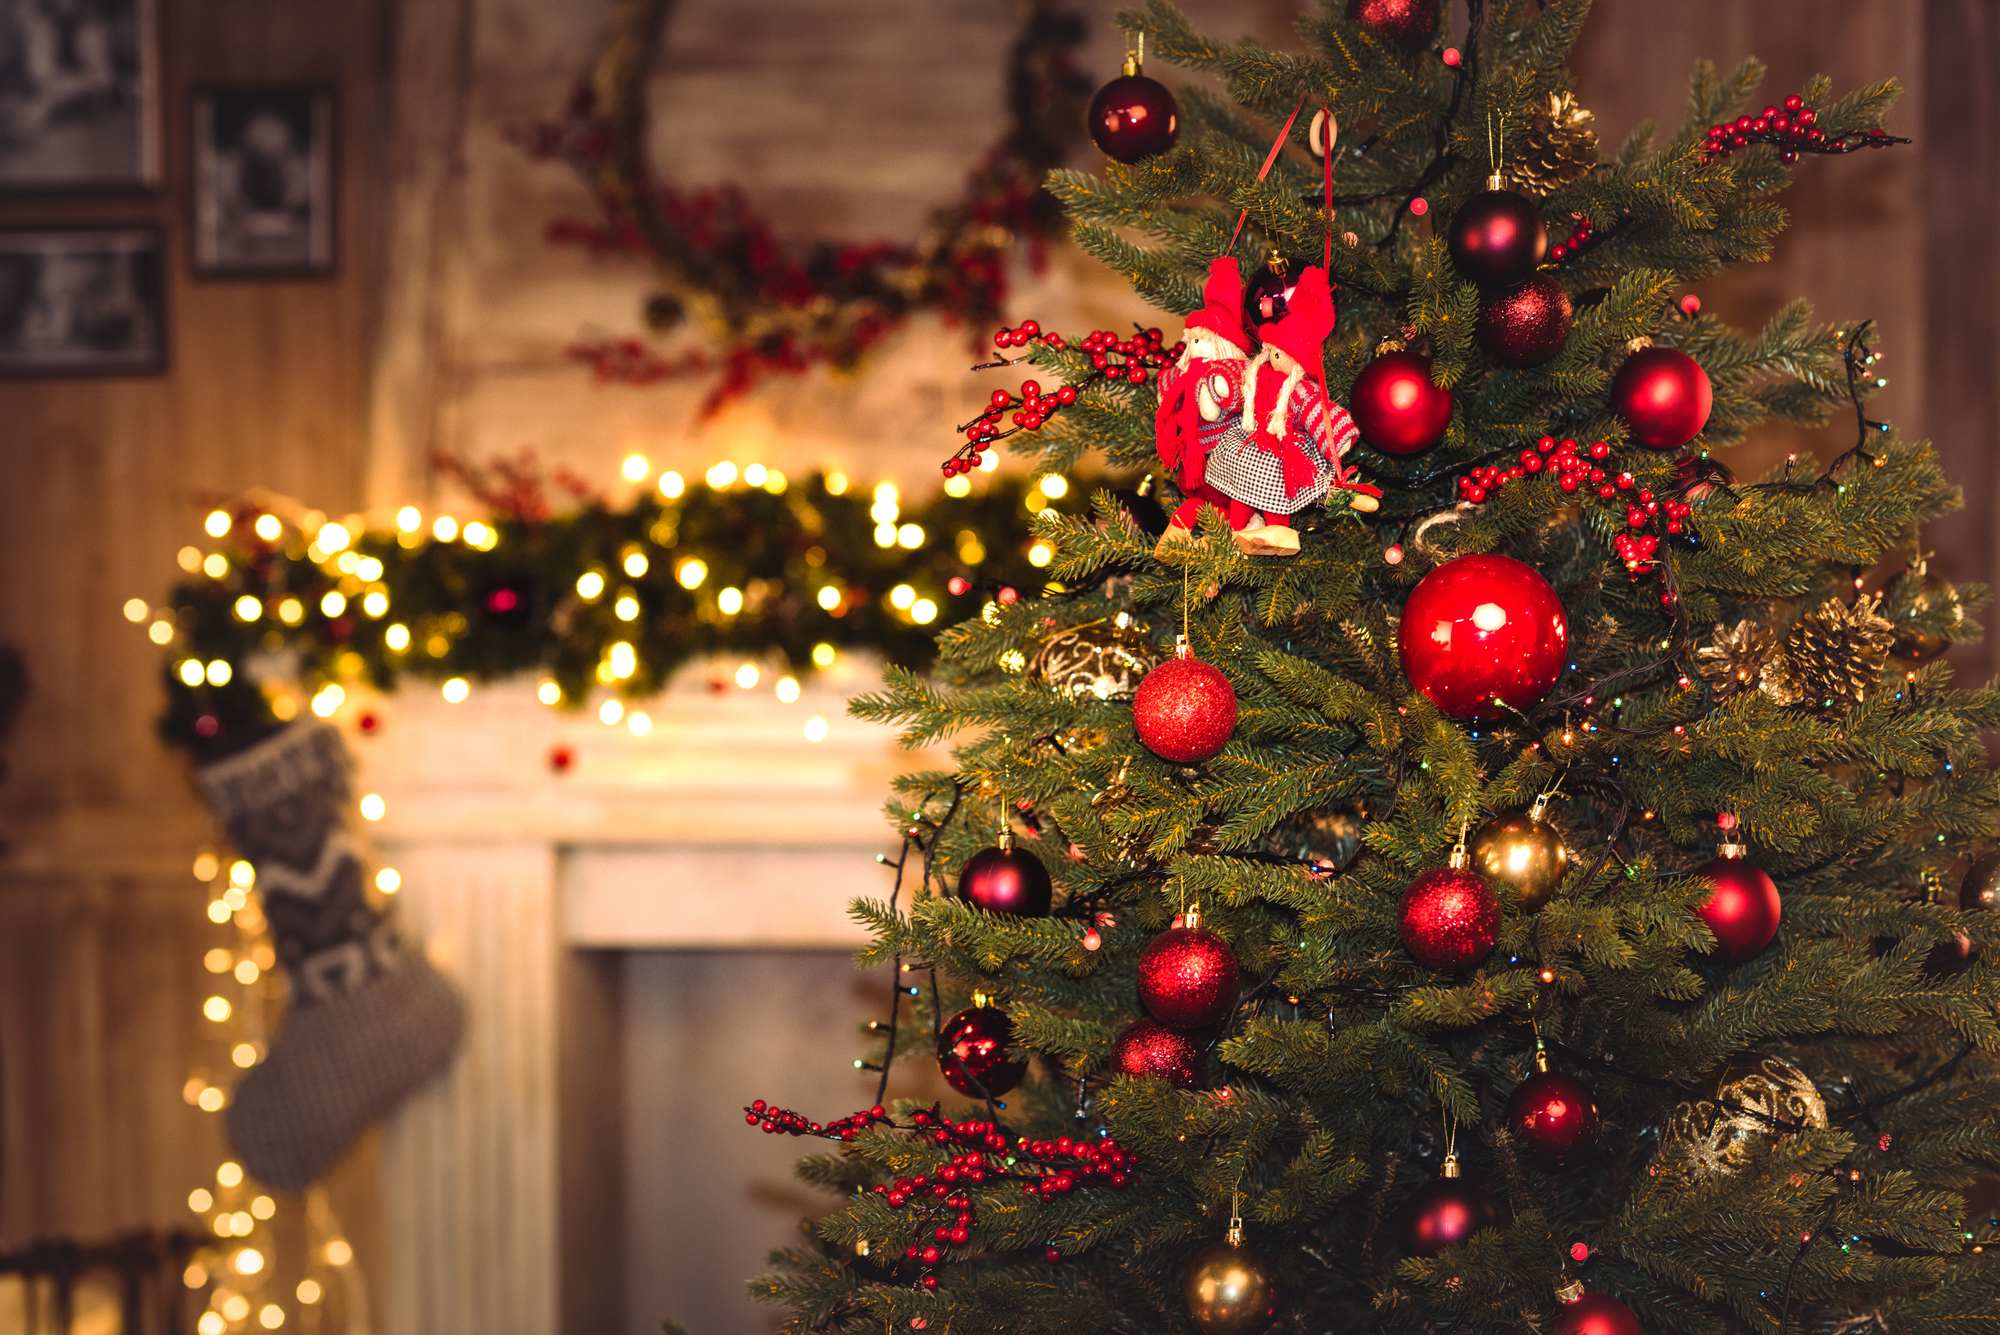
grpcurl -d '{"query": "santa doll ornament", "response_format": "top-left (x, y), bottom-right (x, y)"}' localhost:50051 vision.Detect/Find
top-left (1154, 257), bottom-right (1253, 542)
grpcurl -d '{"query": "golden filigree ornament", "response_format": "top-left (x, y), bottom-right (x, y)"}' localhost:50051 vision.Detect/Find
top-left (1029, 612), bottom-right (1164, 700)
top-left (1506, 91), bottom-right (1599, 198)
top-left (1660, 1052), bottom-right (1828, 1182)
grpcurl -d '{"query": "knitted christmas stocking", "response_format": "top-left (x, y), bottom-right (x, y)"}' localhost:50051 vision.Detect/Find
top-left (197, 722), bottom-right (465, 1192)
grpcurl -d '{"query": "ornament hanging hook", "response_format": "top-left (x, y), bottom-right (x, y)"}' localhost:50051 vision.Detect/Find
top-left (1227, 1188), bottom-right (1244, 1245)
top-left (1122, 30), bottom-right (1144, 78)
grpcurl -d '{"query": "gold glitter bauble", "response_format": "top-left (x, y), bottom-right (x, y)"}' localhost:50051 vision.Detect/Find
top-left (1183, 1238), bottom-right (1281, 1335)
top-left (1661, 1053), bottom-right (1828, 1181)
top-left (1029, 616), bottom-right (1163, 700)
top-left (1470, 805), bottom-right (1569, 911)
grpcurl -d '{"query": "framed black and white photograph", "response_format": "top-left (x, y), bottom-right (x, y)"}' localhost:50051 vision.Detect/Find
top-left (192, 85), bottom-right (334, 277)
top-left (0, 0), bottom-right (159, 188)
top-left (0, 226), bottom-right (164, 374)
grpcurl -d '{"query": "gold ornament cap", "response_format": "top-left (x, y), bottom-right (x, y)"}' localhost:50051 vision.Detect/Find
top-left (1485, 171), bottom-right (1504, 191)
top-left (1441, 1152), bottom-right (1461, 1180)
top-left (1555, 1277), bottom-right (1585, 1304)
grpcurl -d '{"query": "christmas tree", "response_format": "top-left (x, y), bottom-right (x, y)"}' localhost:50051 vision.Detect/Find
top-left (740, 4), bottom-right (2000, 1333)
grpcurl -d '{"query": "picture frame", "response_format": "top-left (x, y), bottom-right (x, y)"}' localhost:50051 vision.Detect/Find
top-left (0, 0), bottom-right (160, 189)
top-left (0, 226), bottom-right (166, 375)
top-left (191, 85), bottom-right (335, 277)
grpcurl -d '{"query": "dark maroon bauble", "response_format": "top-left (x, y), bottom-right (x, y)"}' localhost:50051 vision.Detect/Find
top-left (1507, 1068), bottom-right (1601, 1165)
top-left (1477, 275), bottom-right (1573, 368)
top-left (1112, 1017), bottom-right (1205, 1088)
top-left (959, 845), bottom-right (1053, 917)
top-left (1089, 74), bottom-right (1180, 164)
top-left (1134, 656), bottom-right (1238, 764)
top-left (1398, 867), bottom-right (1501, 970)
top-left (1693, 853), bottom-right (1782, 962)
top-left (1350, 350), bottom-right (1453, 455)
top-left (1923, 931), bottom-right (1978, 977)
top-left (1346, 0), bottom-right (1438, 51)
top-left (1138, 926), bottom-right (1241, 1029)
top-left (1401, 1176), bottom-right (1501, 1256)
top-left (1398, 553), bottom-right (1569, 720)
top-left (937, 1006), bottom-right (1028, 1098)
top-left (1448, 189), bottom-right (1549, 288)
top-left (1549, 1291), bottom-right (1644, 1335)
top-left (1243, 263), bottom-right (1298, 331)
top-left (1612, 346), bottom-right (1713, 450)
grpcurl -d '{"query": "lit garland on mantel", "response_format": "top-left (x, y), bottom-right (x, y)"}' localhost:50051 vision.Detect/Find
top-left (139, 455), bottom-right (1131, 756)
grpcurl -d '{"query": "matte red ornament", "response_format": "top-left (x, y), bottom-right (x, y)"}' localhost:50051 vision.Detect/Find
top-left (1402, 1163), bottom-right (1501, 1256)
top-left (1398, 861), bottom-right (1501, 970)
top-left (1694, 845), bottom-right (1781, 962)
top-left (1507, 1060), bottom-right (1601, 1165)
top-left (959, 844), bottom-right (1053, 917)
top-left (1398, 553), bottom-right (1569, 720)
top-left (1477, 275), bottom-right (1573, 368)
top-left (1089, 70), bottom-right (1180, 164)
top-left (1112, 1017), bottom-right (1205, 1088)
top-left (1138, 922), bottom-right (1241, 1030)
top-left (1346, 0), bottom-right (1438, 51)
top-left (1613, 346), bottom-right (1713, 450)
top-left (1448, 186), bottom-right (1548, 287)
top-left (1134, 647), bottom-right (1238, 763)
top-left (937, 1006), bottom-right (1028, 1098)
top-left (1550, 1291), bottom-right (1644, 1335)
top-left (1351, 350), bottom-right (1453, 455)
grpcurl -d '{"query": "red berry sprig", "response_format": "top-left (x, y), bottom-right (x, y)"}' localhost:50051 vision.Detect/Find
top-left (1700, 95), bottom-right (1906, 165)
top-left (940, 321), bottom-right (1183, 477)
top-left (744, 1099), bottom-right (1138, 1286)
top-left (1548, 214), bottom-right (1594, 264)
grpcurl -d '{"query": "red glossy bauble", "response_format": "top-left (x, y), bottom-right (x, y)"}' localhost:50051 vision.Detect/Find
top-left (1694, 852), bottom-right (1782, 962)
top-left (1398, 553), bottom-right (1569, 720)
top-left (1550, 1291), bottom-right (1644, 1335)
top-left (1134, 656), bottom-right (1238, 763)
top-left (1477, 275), bottom-right (1573, 368)
top-left (1507, 1068), bottom-right (1601, 1164)
top-left (1243, 262), bottom-right (1297, 331)
top-left (959, 845), bottom-right (1054, 917)
top-left (1138, 926), bottom-right (1241, 1030)
top-left (1089, 74), bottom-right (1180, 164)
top-left (1448, 189), bottom-right (1548, 288)
top-left (1402, 1175), bottom-right (1501, 1256)
top-left (937, 1006), bottom-right (1028, 1098)
top-left (1350, 350), bottom-right (1453, 455)
top-left (1112, 1017), bottom-right (1205, 1088)
top-left (1398, 867), bottom-right (1501, 970)
top-left (1346, 0), bottom-right (1438, 51)
top-left (1613, 347), bottom-right (1713, 449)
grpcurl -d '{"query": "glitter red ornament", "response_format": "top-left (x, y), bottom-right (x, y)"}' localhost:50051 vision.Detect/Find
top-left (1398, 843), bottom-right (1501, 970)
top-left (1138, 914), bottom-right (1241, 1030)
top-left (1088, 50), bottom-right (1179, 164)
top-left (1694, 838), bottom-right (1782, 962)
top-left (1449, 180), bottom-right (1549, 287)
top-left (937, 1005), bottom-right (1028, 1098)
top-left (1346, 0), bottom-right (1438, 51)
top-left (1398, 553), bottom-right (1569, 720)
top-left (1350, 349), bottom-right (1453, 456)
top-left (1402, 1156), bottom-right (1501, 1256)
top-left (1134, 639), bottom-right (1238, 763)
top-left (1478, 275), bottom-right (1573, 368)
top-left (959, 839), bottom-right (1054, 917)
top-left (1112, 1017), bottom-right (1205, 1088)
top-left (1612, 346), bottom-right (1713, 450)
top-left (1549, 1290), bottom-right (1644, 1335)
top-left (1507, 1050), bottom-right (1601, 1165)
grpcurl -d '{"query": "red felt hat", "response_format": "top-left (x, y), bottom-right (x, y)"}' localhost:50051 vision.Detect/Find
top-left (1184, 257), bottom-right (1248, 351)
top-left (1257, 265), bottom-right (1334, 378)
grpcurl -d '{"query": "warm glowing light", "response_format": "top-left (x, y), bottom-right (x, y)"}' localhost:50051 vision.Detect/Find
top-left (224, 887), bottom-right (247, 911)
top-left (897, 523), bottom-right (924, 549)
top-left (442, 677), bottom-right (470, 703)
top-left (817, 586), bottom-right (841, 610)
top-left (205, 948), bottom-right (231, 973)
top-left (608, 642), bottom-right (637, 678)
top-left (1039, 474), bottom-right (1068, 498)
top-left (622, 454), bottom-right (650, 481)
top-left (124, 597), bottom-right (148, 622)
top-left (776, 676), bottom-right (799, 702)
top-left (336, 550), bottom-right (360, 574)
top-left (199, 1311), bottom-right (227, 1335)
top-left (870, 497), bottom-right (899, 524)
top-left (538, 681), bottom-right (561, 705)
top-left (179, 659), bottom-right (206, 686)
top-left (297, 1280), bottom-right (323, 1304)
top-left (744, 463), bottom-right (767, 486)
top-left (362, 590), bottom-right (388, 617)
top-left (206, 660), bottom-right (233, 686)
top-left (149, 620), bottom-right (174, 644)
top-left (1028, 543), bottom-right (1053, 568)
top-left (658, 471), bottom-right (685, 498)
top-left (356, 556), bottom-right (384, 581)
top-left (811, 643), bottom-right (835, 667)
top-left (735, 663), bottom-right (759, 688)
top-left (824, 472), bottom-right (849, 495)
top-left (255, 513), bottom-right (283, 541)
top-left (397, 506), bottom-right (421, 532)
top-left (707, 461), bottom-right (738, 488)
top-left (628, 711), bottom-right (651, 736)
top-left (194, 853), bottom-right (220, 881)
top-left (463, 521), bottom-right (496, 550)
top-left (376, 868), bottom-right (402, 893)
top-left (234, 1249), bottom-right (265, 1276)
top-left (310, 686), bottom-right (343, 717)
top-left (978, 451), bottom-right (999, 473)
top-left (233, 595), bottom-right (261, 621)
top-left (271, 694), bottom-right (298, 721)
top-left (321, 591), bottom-right (347, 617)
top-left (889, 584), bottom-right (915, 609)
top-left (223, 1294), bottom-right (251, 1321)
top-left (385, 623), bottom-right (410, 651)
top-left (190, 1188), bottom-right (214, 1212)
top-left (432, 516), bottom-right (458, 542)
top-left (198, 1086), bottom-right (226, 1112)
top-left (204, 553), bottom-right (229, 579)
top-left (873, 523), bottom-right (897, 548)
top-left (718, 587), bottom-right (743, 614)
top-left (676, 559), bottom-right (707, 589)
top-left (230, 859), bottom-right (255, 887)
top-left (206, 510), bottom-right (233, 537)
top-left (318, 523), bottom-right (351, 552)
top-left (599, 699), bottom-right (624, 725)
top-left (623, 550), bottom-right (649, 577)
top-left (324, 1239), bottom-right (353, 1267)
top-left (360, 793), bottom-right (386, 821)
top-left (804, 717), bottom-right (829, 742)
top-left (250, 1194), bottom-right (276, 1220)
top-left (279, 598), bottom-right (305, 625)
top-left (205, 996), bottom-right (232, 1022)
top-left (179, 545), bottom-right (203, 571)
top-left (944, 474), bottom-right (971, 497)
top-left (218, 1161), bottom-right (244, 1188)
top-left (762, 469), bottom-right (787, 494)
top-left (207, 900), bottom-right (231, 924)
top-left (235, 959), bottom-right (259, 984)
top-left (233, 1043), bottom-right (259, 1067)
top-left (576, 571), bottom-right (605, 599)
top-left (260, 1304), bottom-right (285, 1328)
top-left (912, 599), bottom-right (938, 624)
top-left (614, 595), bottom-right (640, 621)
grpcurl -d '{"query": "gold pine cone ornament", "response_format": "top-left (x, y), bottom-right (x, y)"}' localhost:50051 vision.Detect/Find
top-left (1506, 91), bottom-right (1599, 197)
